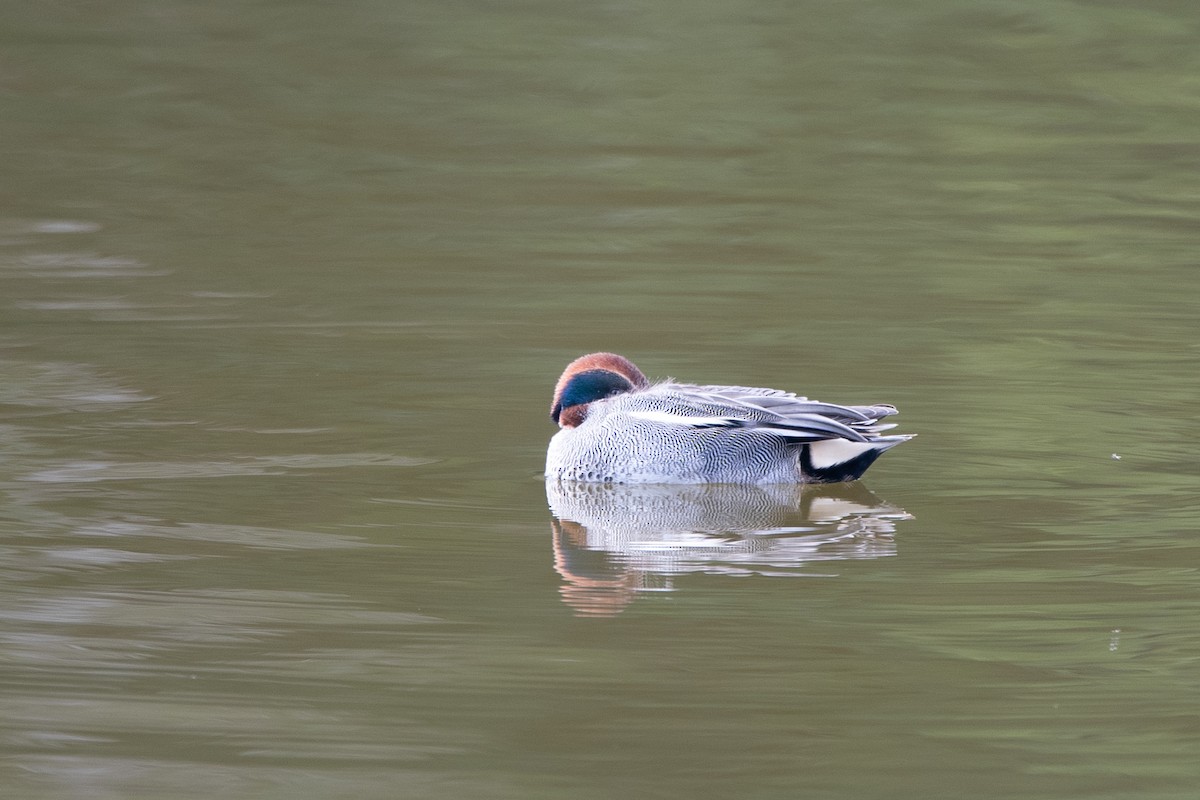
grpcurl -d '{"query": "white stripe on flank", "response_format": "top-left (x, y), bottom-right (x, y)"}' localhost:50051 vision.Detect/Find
top-left (627, 410), bottom-right (737, 428)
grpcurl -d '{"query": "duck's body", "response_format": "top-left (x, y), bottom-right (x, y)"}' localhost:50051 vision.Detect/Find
top-left (546, 353), bottom-right (911, 484)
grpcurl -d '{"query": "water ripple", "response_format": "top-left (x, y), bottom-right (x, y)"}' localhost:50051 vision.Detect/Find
top-left (22, 453), bottom-right (436, 483)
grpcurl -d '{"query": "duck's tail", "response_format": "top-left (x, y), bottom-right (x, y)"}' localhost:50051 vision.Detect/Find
top-left (798, 435), bottom-right (913, 483)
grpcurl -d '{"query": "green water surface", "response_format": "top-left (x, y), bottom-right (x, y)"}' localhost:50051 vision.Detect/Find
top-left (2, 1), bottom-right (1198, 798)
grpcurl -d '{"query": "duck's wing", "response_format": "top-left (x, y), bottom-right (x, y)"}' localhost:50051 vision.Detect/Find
top-left (625, 384), bottom-right (901, 444)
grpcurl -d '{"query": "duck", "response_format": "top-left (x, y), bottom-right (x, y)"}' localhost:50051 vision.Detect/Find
top-left (546, 352), bottom-right (912, 484)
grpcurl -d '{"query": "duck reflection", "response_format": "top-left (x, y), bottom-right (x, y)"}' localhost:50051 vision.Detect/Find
top-left (547, 481), bottom-right (911, 616)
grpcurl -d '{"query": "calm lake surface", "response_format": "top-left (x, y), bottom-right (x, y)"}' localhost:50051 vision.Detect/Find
top-left (2, 1), bottom-right (1198, 798)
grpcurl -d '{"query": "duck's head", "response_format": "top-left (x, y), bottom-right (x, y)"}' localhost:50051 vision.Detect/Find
top-left (550, 352), bottom-right (649, 428)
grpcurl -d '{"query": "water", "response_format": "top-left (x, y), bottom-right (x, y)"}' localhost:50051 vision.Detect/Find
top-left (2, 1), bottom-right (1199, 797)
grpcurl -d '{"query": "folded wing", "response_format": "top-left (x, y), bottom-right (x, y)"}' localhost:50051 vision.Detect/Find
top-left (628, 384), bottom-right (904, 445)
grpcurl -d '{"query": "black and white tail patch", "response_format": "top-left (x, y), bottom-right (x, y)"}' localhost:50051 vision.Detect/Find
top-left (799, 440), bottom-right (888, 483)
